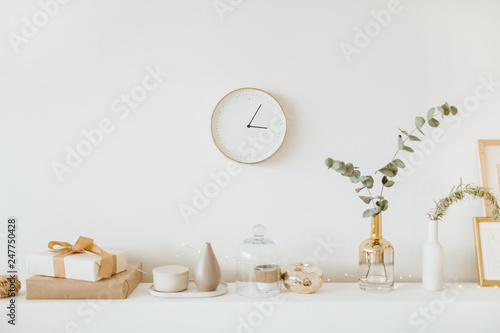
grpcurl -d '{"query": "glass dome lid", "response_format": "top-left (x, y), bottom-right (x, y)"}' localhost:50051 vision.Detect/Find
top-left (236, 225), bottom-right (281, 297)
top-left (243, 224), bottom-right (278, 245)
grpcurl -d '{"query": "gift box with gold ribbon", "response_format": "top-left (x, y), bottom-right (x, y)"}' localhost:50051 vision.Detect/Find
top-left (26, 236), bottom-right (127, 282)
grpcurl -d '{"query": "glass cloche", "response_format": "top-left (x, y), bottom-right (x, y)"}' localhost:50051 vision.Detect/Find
top-left (236, 224), bottom-right (281, 297)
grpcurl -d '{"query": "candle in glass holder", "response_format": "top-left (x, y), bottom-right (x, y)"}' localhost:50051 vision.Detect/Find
top-left (254, 264), bottom-right (281, 292)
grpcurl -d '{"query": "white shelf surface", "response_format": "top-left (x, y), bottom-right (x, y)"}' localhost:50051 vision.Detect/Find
top-left (2, 283), bottom-right (500, 332)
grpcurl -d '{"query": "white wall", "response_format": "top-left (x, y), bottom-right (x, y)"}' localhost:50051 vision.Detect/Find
top-left (1, 0), bottom-right (500, 284)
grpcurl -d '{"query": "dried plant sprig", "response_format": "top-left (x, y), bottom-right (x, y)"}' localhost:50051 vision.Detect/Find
top-left (427, 181), bottom-right (500, 221)
top-left (0, 275), bottom-right (21, 298)
top-left (325, 103), bottom-right (458, 218)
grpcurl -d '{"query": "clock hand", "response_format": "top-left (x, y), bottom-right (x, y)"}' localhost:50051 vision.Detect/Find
top-left (248, 125), bottom-right (267, 129)
top-left (247, 104), bottom-right (262, 128)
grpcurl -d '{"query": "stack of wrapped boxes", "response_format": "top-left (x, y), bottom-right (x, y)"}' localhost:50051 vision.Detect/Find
top-left (26, 237), bottom-right (142, 299)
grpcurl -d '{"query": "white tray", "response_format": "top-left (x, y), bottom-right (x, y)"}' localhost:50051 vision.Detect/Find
top-left (149, 282), bottom-right (228, 298)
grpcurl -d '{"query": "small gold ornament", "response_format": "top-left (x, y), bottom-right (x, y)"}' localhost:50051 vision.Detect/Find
top-left (282, 263), bottom-right (323, 294)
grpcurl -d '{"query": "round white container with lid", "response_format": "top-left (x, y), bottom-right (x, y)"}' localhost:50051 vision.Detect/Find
top-left (153, 265), bottom-right (189, 292)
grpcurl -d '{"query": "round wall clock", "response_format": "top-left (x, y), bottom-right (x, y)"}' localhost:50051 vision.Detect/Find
top-left (211, 88), bottom-right (287, 164)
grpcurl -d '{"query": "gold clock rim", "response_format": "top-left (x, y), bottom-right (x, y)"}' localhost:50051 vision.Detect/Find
top-left (210, 87), bottom-right (287, 164)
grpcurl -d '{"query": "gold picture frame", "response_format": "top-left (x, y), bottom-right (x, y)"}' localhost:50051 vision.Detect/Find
top-left (473, 217), bottom-right (500, 286)
top-left (478, 140), bottom-right (500, 217)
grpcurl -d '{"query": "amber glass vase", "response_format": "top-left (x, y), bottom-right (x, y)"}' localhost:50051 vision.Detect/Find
top-left (359, 214), bottom-right (394, 292)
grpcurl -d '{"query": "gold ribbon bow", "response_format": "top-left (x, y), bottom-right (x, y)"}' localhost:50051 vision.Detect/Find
top-left (48, 236), bottom-right (115, 279)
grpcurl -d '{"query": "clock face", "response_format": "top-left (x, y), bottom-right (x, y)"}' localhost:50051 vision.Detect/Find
top-left (211, 88), bottom-right (287, 164)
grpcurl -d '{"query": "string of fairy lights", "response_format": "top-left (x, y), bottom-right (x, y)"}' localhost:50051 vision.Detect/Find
top-left (174, 243), bottom-right (417, 283)
top-left (145, 244), bottom-right (486, 289)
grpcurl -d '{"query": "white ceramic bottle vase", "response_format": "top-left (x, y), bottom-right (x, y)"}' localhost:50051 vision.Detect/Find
top-left (194, 242), bottom-right (221, 292)
top-left (422, 220), bottom-right (444, 291)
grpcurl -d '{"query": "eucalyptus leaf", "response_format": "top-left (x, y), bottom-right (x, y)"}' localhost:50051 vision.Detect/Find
top-left (377, 200), bottom-right (389, 211)
top-left (438, 103), bottom-right (451, 116)
top-left (382, 176), bottom-right (388, 184)
top-left (427, 107), bottom-right (435, 120)
top-left (332, 160), bottom-right (345, 173)
top-left (361, 176), bottom-right (374, 189)
top-left (437, 106), bottom-right (444, 116)
top-left (428, 118), bottom-right (440, 127)
top-left (408, 135), bottom-right (421, 142)
top-left (362, 207), bottom-right (381, 218)
top-left (415, 117), bottom-right (425, 131)
top-left (379, 162), bottom-right (398, 177)
top-left (398, 135), bottom-right (404, 150)
top-left (399, 128), bottom-right (409, 136)
top-left (389, 163), bottom-right (398, 175)
top-left (403, 146), bottom-right (415, 153)
top-left (355, 187), bottom-right (365, 193)
top-left (359, 196), bottom-right (373, 204)
top-left (441, 103), bottom-right (450, 113)
top-left (350, 169), bottom-right (361, 183)
top-left (378, 167), bottom-right (395, 177)
top-left (338, 161), bottom-right (346, 173)
top-left (450, 106), bottom-right (458, 115)
top-left (325, 158), bottom-right (333, 168)
top-left (344, 163), bottom-right (354, 177)
top-left (393, 159), bottom-right (406, 168)
top-left (384, 180), bottom-right (395, 187)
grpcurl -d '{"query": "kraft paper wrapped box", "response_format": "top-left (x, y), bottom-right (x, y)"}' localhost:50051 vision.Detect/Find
top-left (26, 263), bottom-right (143, 299)
top-left (26, 250), bottom-right (128, 282)
top-left (26, 237), bottom-right (128, 282)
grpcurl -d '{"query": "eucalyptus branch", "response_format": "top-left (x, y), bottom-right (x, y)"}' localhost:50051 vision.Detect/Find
top-left (325, 103), bottom-right (458, 218)
top-left (365, 188), bottom-right (377, 210)
top-left (379, 127), bottom-right (419, 198)
top-left (427, 182), bottom-right (500, 221)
